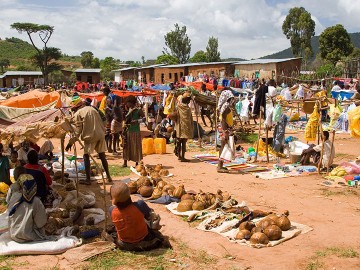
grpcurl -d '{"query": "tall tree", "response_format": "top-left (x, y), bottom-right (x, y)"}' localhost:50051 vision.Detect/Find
top-left (282, 7), bottom-right (315, 60)
top-left (163, 23), bottom-right (191, 64)
top-left (100, 56), bottom-right (119, 80)
top-left (141, 56), bottom-right (145, 64)
top-left (0, 59), bottom-right (10, 73)
top-left (80, 51), bottom-right (94, 68)
top-left (11, 22), bottom-right (61, 86)
top-left (189, 50), bottom-right (207, 63)
top-left (92, 57), bottom-right (100, 68)
top-left (319, 24), bottom-right (354, 65)
top-left (206, 37), bottom-right (221, 62)
top-left (31, 47), bottom-right (62, 74)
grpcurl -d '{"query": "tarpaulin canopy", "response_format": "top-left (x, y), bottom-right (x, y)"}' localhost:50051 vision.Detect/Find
top-left (0, 90), bottom-right (61, 108)
top-left (79, 89), bottom-right (158, 102)
top-left (182, 81), bottom-right (224, 91)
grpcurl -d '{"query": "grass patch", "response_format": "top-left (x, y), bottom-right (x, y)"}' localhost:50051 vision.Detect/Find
top-left (306, 259), bottom-right (324, 270)
top-left (85, 249), bottom-right (173, 270)
top-left (193, 250), bottom-right (217, 265)
top-left (321, 188), bottom-right (358, 197)
top-left (315, 247), bottom-right (359, 258)
top-left (235, 133), bottom-right (258, 144)
top-left (108, 165), bottom-right (131, 177)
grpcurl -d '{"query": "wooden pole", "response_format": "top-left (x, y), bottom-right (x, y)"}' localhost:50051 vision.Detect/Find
top-left (61, 137), bottom-right (65, 184)
top-left (215, 91), bottom-right (219, 151)
top-left (254, 110), bottom-right (262, 162)
top-left (73, 142), bottom-right (79, 199)
top-left (265, 126), bottom-right (269, 163)
top-left (192, 97), bottom-right (202, 148)
top-left (317, 102), bottom-right (325, 174)
top-left (327, 130), bottom-right (336, 173)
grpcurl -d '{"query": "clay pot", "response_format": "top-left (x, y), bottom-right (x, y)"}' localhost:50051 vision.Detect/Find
top-left (173, 185), bottom-right (186, 199)
top-left (127, 182), bottom-right (138, 194)
top-left (136, 176), bottom-right (148, 187)
top-left (222, 191), bottom-right (231, 201)
top-left (236, 229), bottom-right (251, 240)
top-left (148, 188), bottom-right (163, 200)
top-left (138, 186), bottom-right (153, 197)
top-left (239, 221), bottom-right (256, 232)
top-left (177, 200), bottom-right (194, 212)
top-left (267, 214), bottom-right (279, 223)
top-left (264, 225), bottom-right (282, 241)
top-left (150, 171), bottom-right (160, 179)
top-left (257, 218), bottom-right (276, 231)
top-left (250, 232), bottom-right (269, 245)
top-left (276, 215), bottom-right (291, 231)
top-left (135, 165), bottom-right (144, 172)
top-left (140, 169), bottom-right (148, 176)
top-left (216, 189), bottom-right (223, 201)
top-left (181, 193), bottom-right (195, 201)
top-left (192, 201), bottom-right (205, 211)
top-left (163, 184), bottom-right (175, 192)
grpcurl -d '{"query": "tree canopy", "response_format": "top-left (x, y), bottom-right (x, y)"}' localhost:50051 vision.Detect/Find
top-left (155, 54), bottom-right (179, 65)
top-left (80, 51), bottom-right (94, 68)
top-left (189, 50), bottom-right (207, 63)
top-left (319, 24), bottom-right (354, 64)
top-left (100, 56), bottom-right (119, 80)
top-left (282, 7), bottom-right (315, 59)
top-left (0, 59), bottom-right (10, 73)
top-left (206, 37), bottom-right (221, 62)
top-left (163, 23), bottom-right (191, 64)
top-left (10, 22), bottom-right (60, 86)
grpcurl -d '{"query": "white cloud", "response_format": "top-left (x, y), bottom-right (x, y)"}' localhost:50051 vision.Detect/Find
top-left (0, 0), bottom-right (358, 62)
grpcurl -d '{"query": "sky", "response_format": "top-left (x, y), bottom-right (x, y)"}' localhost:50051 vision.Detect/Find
top-left (0, 0), bottom-right (359, 61)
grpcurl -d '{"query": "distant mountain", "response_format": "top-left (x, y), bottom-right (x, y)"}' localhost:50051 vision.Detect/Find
top-left (221, 57), bottom-right (247, 62)
top-left (260, 32), bottom-right (360, 61)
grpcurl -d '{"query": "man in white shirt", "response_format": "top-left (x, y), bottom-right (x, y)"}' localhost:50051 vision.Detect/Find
top-left (17, 141), bottom-right (33, 165)
top-left (331, 81), bottom-right (341, 92)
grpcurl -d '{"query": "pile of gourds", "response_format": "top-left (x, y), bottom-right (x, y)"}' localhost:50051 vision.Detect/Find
top-left (177, 190), bottom-right (231, 212)
top-left (329, 166), bottom-right (347, 177)
top-left (134, 162), bottom-right (170, 177)
top-left (235, 210), bottom-right (291, 245)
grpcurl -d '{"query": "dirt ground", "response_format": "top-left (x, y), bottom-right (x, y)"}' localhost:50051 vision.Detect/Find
top-left (2, 126), bottom-right (360, 270)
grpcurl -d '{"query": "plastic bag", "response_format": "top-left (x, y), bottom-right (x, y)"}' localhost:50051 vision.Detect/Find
top-left (272, 104), bottom-right (282, 123)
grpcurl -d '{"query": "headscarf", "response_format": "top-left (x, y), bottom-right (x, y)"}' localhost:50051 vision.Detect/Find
top-left (70, 96), bottom-right (83, 108)
top-left (218, 90), bottom-right (234, 115)
top-left (9, 174), bottom-right (37, 216)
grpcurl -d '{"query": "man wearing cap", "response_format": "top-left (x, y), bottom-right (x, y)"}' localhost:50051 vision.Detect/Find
top-left (108, 182), bottom-right (163, 251)
top-left (67, 97), bottom-right (112, 185)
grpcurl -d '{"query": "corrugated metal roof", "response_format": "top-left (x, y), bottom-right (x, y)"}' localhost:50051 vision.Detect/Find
top-left (233, 58), bottom-right (301, 65)
top-left (113, 67), bottom-right (137, 72)
top-left (157, 61), bottom-right (237, 68)
top-left (0, 74), bottom-right (5, 79)
top-left (138, 64), bottom-right (165, 69)
top-left (2, 71), bottom-right (43, 76)
top-left (75, 68), bottom-right (102, 73)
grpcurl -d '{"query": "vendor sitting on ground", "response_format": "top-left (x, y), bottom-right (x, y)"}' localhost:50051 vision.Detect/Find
top-left (9, 150), bottom-right (21, 169)
top-left (17, 140), bottom-right (34, 165)
top-left (300, 131), bottom-right (335, 168)
top-left (39, 139), bottom-right (54, 160)
top-left (109, 182), bottom-right (163, 251)
top-left (154, 117), bottom-right (174, 143)
top-left (0, 143), bottom-right (11, 186)
top-left (24, 150), bottom-right (52, 203)
top-left (8, 174), bottom-right (48, 243)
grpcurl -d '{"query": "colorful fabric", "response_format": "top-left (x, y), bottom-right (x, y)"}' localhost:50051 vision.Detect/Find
top-left (0, 156), bottom-right (11, 186)
top-left (70, 96), bottom-right (83, 108)
top-left (175, 103), bottom-right (193, 139)
top-left (348, 105), bottom-right (360, 138)
top-left (305, 104), bottom-right (320, 141)
top-left (123, 132), bottom-right (143, 162)
top-left (218, 90), bottom-right (234, 115)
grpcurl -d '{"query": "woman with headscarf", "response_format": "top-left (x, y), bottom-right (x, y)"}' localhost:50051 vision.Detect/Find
top-left (217, 89), bottom-right (235, 173)
top-left (122, 95), bottom-right (144, 167)
top-left (8, 174), bottom-right (47, 243)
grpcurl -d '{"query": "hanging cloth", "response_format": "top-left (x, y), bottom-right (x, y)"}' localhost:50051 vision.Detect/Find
top-left (272, 114), bottom-right (287, 152)
top-left (305, 103), bottom-right (320, 141)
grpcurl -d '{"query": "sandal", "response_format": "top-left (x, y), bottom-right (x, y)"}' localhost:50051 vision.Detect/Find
top-left (217, 167), bottom-right (229, 173)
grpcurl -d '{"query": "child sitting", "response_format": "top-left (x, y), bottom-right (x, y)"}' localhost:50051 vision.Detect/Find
top-left (0, 143), bottom-right (11, 186)
top-left (109, 182), bottom-right (163, 251)
top-left (6, 166), bottom-right (26, 204)
top-left (9, 151), bottom-right (21, 169)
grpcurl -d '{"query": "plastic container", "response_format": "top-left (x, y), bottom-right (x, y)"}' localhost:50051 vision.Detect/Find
top-left (289, 152), bottom-right (302, 164)
top-left (154, 138), bottom-right (166, 154)
top-left (142, 138), bottom-right (155, 155)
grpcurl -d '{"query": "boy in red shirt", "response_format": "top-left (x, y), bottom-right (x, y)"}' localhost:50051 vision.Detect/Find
top-left (108, 182), bottom-right (163, 251)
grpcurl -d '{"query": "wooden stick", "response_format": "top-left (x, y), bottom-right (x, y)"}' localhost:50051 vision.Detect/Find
top-left (214, 91), bottom-right (219, 151)
top-left (73, 142), bottom-right (79, 199)
top-left (254, 109), bottom-right (262, 162)
top-left (317, 102), bottom-right (325, 174)
top-left (61, 137), bottom-right (65, 184)
top-left (327, 130), bottom-right (336, 173)
top-left (192, 98), bottom-right (202, 148)
top-left (265, 126), bottom-right (269, 163)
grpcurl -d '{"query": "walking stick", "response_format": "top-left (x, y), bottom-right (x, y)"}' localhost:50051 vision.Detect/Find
top-left (254, 109), bottom-right (262, 162)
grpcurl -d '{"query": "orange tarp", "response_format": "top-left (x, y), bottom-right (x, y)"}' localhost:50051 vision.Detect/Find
top-left (182, 82), bottom-right (223, 91)
top-left (0, 90), bottom-right (61, 108)
top-left (79, 89), bottom-right (158, 102)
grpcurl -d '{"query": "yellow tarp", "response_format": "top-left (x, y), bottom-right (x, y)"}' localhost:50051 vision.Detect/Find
top-left (0, 90), bottom-right (61, 108)
top-left (348, 106), bottom-right (360, 138)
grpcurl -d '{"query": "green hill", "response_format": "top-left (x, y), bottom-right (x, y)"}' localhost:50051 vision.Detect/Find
top-left (0, 37), bottom-right (81, 70)
top-left (261, 32), bottom-right (360, 60)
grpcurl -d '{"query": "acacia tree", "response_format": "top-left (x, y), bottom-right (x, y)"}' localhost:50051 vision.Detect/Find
top-left (206, 36), bottom-right (221, 62)
top-left (282, 7), bottom-right (315, 61)
top-left (319, 24), bottom-right (354, 65)
top-left (163, 23), bottom-right (191, 64)
top-left (11, 22), bottom-right (61, 86)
